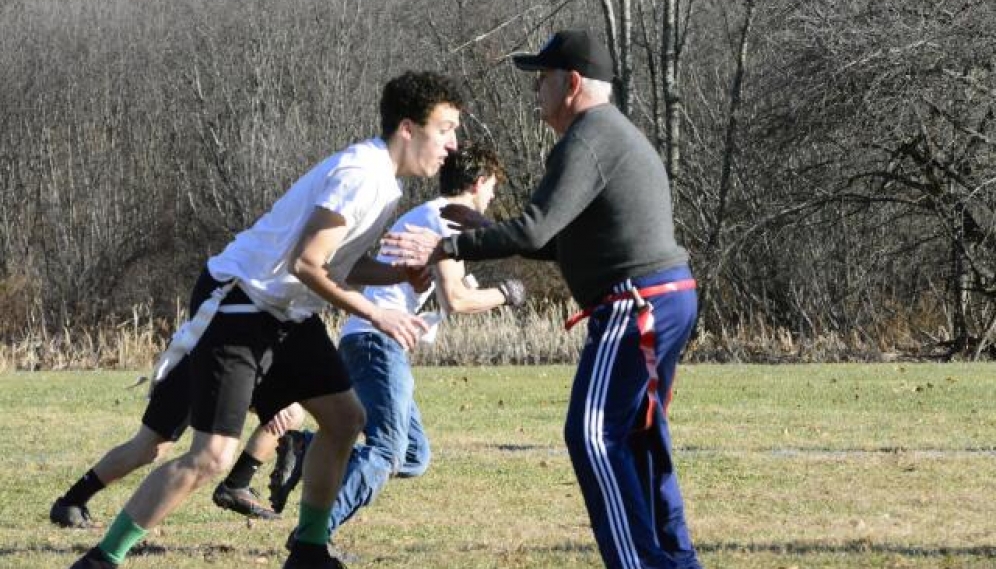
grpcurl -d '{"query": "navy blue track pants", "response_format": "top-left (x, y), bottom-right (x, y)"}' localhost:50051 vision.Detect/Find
top-left (565, 266), bottom-right (701, 569)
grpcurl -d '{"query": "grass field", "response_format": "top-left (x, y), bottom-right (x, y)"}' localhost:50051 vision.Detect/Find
top-left (1, 363), bottom-right (994, 568)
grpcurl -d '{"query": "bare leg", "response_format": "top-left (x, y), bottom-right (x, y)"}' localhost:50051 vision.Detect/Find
top-left (211, 404), bottom-right (310, 520)
top-left (124, 430), bottom-right (240, 527)
top-left (93, 426), bottom-right (174, 484)
top-left (298, 391), bottom-right (365, 508)
top-left (244, 403), bottom-right (307, 463)
top-left (52, 425), bottom-right (178, 529)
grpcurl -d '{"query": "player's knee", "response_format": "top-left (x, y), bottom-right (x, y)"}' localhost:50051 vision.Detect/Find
top-left (328, 397), bottom-right (366, 437)
top-left (307, 391), bottom-right (366, 444)
top-left (414, 448), bottom-right (432, 474)
top-left (563, 423), bottom-right (588, 455)
top-left (402, 442), bottom-right (432, 477)
top-left (185, 448), bottom-right (235, 484)
top-left (126, 434), bottom-right (173, 467)
top-left (341, 398), bottom-right (366, 439)
top-left (396, 456), bottom-right (430, 479)
top-left (198, 456), bottom-right (232, 483)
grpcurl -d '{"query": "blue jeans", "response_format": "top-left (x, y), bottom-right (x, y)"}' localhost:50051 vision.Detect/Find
top-left (327, 331), bottom-right (431, 535)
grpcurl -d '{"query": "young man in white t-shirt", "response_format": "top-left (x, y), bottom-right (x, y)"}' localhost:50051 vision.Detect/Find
top-left (269, 144), bottom-right (526, 551)
top-left (68, 71), bottom-right (463, 569)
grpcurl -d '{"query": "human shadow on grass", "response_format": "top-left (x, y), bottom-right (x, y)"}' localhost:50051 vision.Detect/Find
top-left (493, 443), bottom-right (552, 452)
top-left (0, 541), bottom-right (287, 561)
top-left (7, 539), bottom-right (994, 564)
top-left (509, 540), bottom-right (996, 559)
top-left (697, 541), bottom-right (996, 558)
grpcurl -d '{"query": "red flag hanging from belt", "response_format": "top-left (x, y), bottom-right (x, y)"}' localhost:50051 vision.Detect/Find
top-left (565, 279), bottom-right (696, 430)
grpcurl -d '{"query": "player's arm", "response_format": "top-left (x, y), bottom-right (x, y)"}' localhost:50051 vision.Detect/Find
top-left (385, 145), bottom-right (599, 265)
top-left (290, 206), bottom-right (427, 348)
top-left (347, 255), bottom-right (431, 291)
top-left (435, 258), bottom-right (506, 314)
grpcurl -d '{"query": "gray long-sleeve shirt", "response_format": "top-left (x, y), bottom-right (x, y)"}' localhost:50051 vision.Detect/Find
top-left (451, 103), bottom-right (689, 306)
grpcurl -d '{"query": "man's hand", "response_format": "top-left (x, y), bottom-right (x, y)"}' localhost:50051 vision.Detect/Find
top-left (370, 307), bottom-right (430, 350)
top-left (497, 279), bottom-right (527, 307)
top-left (440, 203), bottom-right (493, 232)
top-left (263, 406), bottom-right (297, 436)
top-left (381, 224), bottom-right (443, 266)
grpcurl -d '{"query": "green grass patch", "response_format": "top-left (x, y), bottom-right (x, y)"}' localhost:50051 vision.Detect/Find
top-left (1, 364), bottom-right (994, 568)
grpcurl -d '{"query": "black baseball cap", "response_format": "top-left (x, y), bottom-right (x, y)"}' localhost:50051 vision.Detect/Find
top-left (512, 29), bottom-right (615, 82)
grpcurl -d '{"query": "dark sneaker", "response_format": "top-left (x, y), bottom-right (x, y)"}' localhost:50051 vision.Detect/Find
top-left (211, 483), bottom-right (280, 520)
top-left (50, 497), bottom-right (94, 528)
top-left (284, 530), bottom-right (360, 565)
top-left (282, 541), bottom-right (348, 569)
top-left (68, 547), bottom-right (118, 568)
top-left (269, 430), bottom-right (308, 513)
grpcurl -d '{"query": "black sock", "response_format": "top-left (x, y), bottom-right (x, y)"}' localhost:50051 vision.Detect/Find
top-left (63, 469), bottom-right (106, 506)
top-left (223, 452), bottom-right (263, 489)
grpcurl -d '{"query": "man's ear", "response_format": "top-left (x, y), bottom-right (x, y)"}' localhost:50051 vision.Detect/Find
top-left (398, 118), bottom-right (415, 141)
top-left (469, 175), bottom-right (488, 195)
top-left (566, 70), bottom-right (583, 98)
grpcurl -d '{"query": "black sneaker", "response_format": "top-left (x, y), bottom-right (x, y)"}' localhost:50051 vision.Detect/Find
top-left (269, 430), bottom-right (308, 513)
top-left (68, 547), bottom-right (118, 568)
top-left (282, 540), bottom-right (348, 569)
top-left (50, 497), bottom-right (94, 528)
top-left (284, 530), bottom-right (360, 565)
top-left (211, 483), bottom-right (280, 520)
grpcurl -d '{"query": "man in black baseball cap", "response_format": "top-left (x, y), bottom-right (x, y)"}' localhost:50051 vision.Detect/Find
top-left (505, 29), bottom-right (618, 135)
top-left (385, 28), bottom-right (703, 569)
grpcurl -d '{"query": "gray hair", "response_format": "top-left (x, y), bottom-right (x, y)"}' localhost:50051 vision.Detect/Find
top-left (580, 77), bottom-right (613, 100)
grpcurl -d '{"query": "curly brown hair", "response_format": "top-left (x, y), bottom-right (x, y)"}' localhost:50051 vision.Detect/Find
top-left (439, 142), bottom-right (506, 197)
top-left (380, 71), bottom-right (465, 139)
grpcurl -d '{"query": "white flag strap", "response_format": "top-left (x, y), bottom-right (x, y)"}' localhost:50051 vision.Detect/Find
top-left (217, 304), bottom-right (261, 314)
top-left (133, 281), bottom-right (239, 396)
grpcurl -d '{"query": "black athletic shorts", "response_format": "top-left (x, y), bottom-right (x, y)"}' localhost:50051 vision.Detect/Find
top-left (139, 267), bottom-right (222, 441)
top-left (140, 355), bottom-right (192, 442)
top-left (187, 271), bottom-right (352, 437)
top-left (144, 268), bottom-right (352, 439)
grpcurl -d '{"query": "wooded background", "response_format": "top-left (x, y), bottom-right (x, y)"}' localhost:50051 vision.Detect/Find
top-left (1, 0), bottom-right (994, 361)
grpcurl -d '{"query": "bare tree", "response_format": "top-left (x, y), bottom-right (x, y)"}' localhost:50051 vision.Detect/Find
top-left (4, 0), bottom-right (995, 362)
top-left (597, 0), bottom-right (635, 115)
top-left (700, 0), bottom-right (757, 314)
top-left (745, 0), bottom-right (996, 357)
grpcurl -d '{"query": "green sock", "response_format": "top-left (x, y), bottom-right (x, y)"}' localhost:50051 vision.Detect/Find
top-left (97, 511), bottom-right (148, 564)
top-left (296, 502), bottom-right (332, 546)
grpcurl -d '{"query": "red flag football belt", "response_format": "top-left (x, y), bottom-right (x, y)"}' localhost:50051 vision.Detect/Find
top-left (564, 279), bottom-right (697, 331)
top-left (565, 278), bottom-right (696, 430)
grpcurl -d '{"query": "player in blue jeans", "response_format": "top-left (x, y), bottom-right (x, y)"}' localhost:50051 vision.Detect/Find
top-left (270, 143), bottom-right (526, 546)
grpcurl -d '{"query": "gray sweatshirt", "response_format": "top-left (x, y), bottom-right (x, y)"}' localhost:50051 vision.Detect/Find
top-left (450, 103), bottom-right (689, 306)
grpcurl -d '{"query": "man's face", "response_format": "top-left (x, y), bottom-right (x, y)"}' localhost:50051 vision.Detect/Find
top-left (534, 69), bottom-right (568, 127)
top-left (407, 103), bottom-right (460, 177)
top-left (471, 174), bottom-right (497, 214)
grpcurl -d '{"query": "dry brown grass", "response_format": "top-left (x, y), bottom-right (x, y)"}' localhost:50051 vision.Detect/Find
top-left (0, 299), bottom-right (967, 373)
top-left (0, 305), bottom-right (167, 372)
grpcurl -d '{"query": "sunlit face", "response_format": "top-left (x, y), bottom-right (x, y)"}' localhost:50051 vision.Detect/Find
top-left (534, 68), bottom-right (568, 127)
top-left (406, 103), bottom-right (460, 177)
top-left (471, 174), bottom-right (497, 213)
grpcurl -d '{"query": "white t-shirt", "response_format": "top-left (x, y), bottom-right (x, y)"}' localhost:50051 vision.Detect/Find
top-left (340, 197), bottom-right (458, 337)
top-left (208, 138), bottom-right (401, 322)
